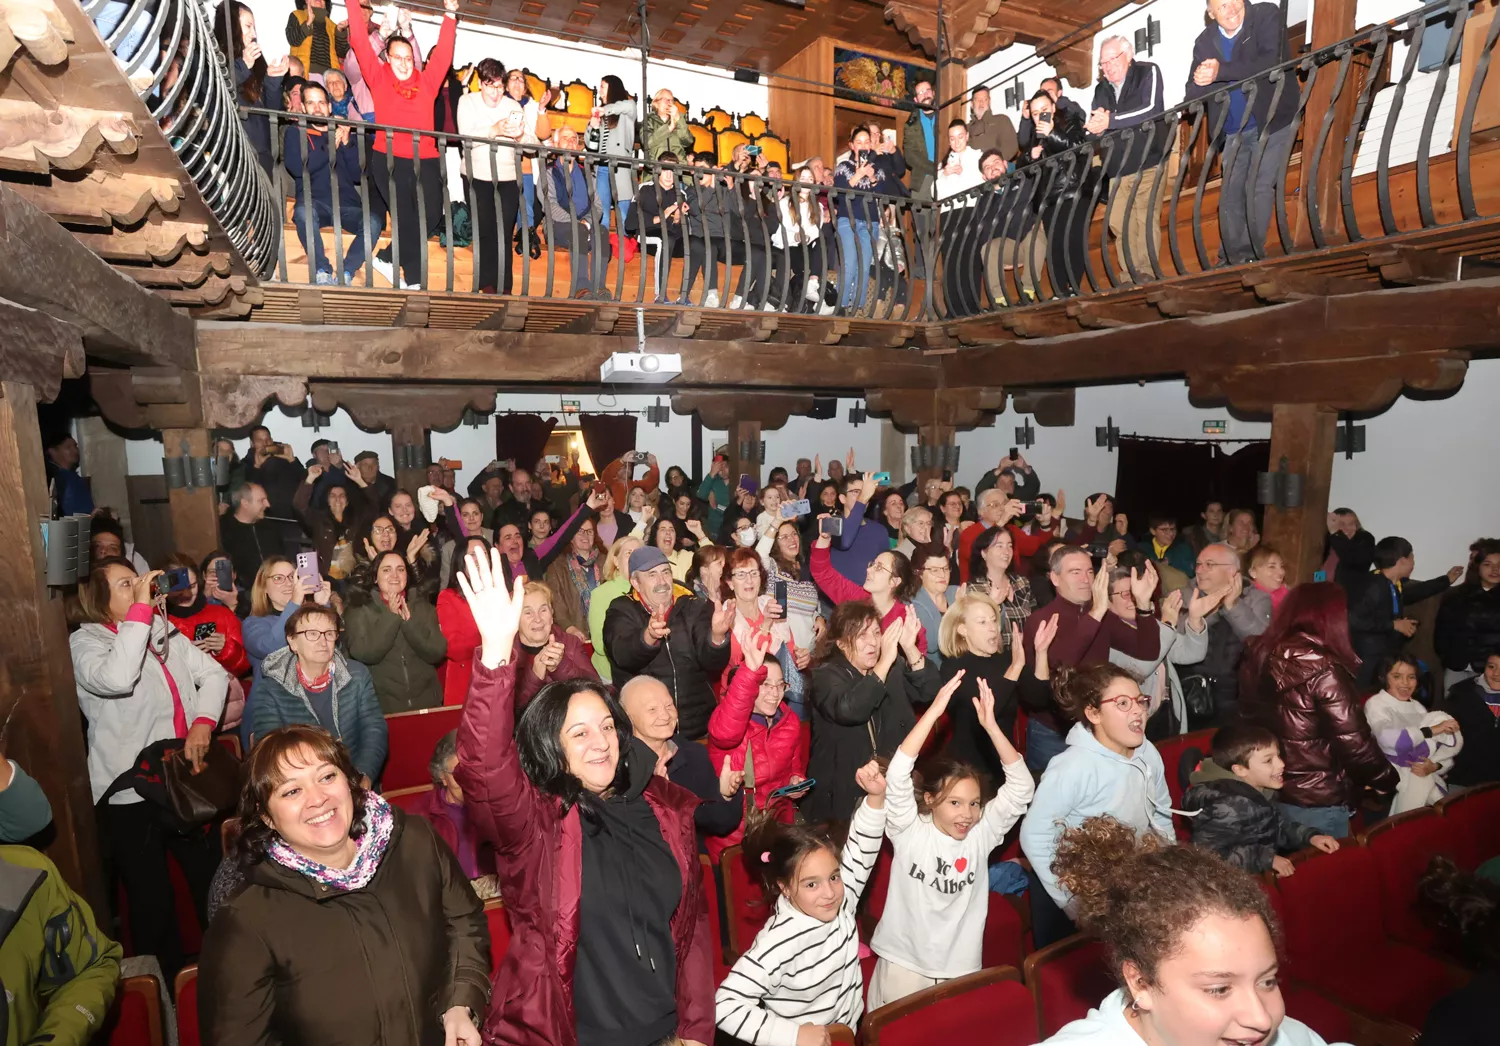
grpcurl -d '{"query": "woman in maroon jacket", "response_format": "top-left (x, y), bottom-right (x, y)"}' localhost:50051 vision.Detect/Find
top-left (452, 548), bottom-right (713, 1046)
top-left (514, 579), bottom-right (599, 708)
top-left (1240, 581), bottom-right (1398, 839)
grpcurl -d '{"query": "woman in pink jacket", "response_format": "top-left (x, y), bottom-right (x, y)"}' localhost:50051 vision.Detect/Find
top-left (453, 548), bottom-right (713, 1046)
top-left (705, 640), bottom-right (809, 864)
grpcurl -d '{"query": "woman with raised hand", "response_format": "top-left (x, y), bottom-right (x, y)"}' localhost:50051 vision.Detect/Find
top-left (453, 548), bottom-right (714, 1046)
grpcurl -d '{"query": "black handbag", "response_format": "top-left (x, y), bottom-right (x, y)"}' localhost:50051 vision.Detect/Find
top-left (104, 737), bottom-right (241, 833)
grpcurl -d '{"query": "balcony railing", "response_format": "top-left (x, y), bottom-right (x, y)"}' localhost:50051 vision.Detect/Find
top-left (242, 0), bottom-right (1497, 321)
top-left (86, 0), bottom-right (282, 276)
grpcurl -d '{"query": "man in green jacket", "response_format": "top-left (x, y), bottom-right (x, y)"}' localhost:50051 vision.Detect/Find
top-left (903, 79), bottom-right (939, 279)
top-left (642, 89), bottom-right (696, 163)
top-left (0, 845), bottom-right (122, 1046)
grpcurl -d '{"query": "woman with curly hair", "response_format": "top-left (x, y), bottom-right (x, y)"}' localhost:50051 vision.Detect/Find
top-left (1039, 815), bottom-right (1333, 1045)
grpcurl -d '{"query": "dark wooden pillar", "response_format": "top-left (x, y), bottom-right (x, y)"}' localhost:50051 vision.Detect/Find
top-left (1261, 404), bottom-right (1337, 583)
top-left (162, 427), bottom-right (222, 563)
top-left (392, 422), bottom-right (430, 495)
top-left (915, 421), bottom-right (956, 491)
top-left (0, 381), bottom-right (106, 913)
top-left (728, 418), bottom-right (764, 490)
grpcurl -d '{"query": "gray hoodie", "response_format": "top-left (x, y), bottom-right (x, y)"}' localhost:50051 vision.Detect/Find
top-left (1109, 618), bottom-right (1209, 730)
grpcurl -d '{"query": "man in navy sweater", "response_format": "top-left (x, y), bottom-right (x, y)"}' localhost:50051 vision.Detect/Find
top-left (1186, 0), bottom-right (1301, 264)
top-left (284, 82), bottom-right (382, 284)
top-left (1087, 37), bottom-right (1166, 282)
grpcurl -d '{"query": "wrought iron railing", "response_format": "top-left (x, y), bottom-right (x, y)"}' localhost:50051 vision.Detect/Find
top-left (85, 0), bottom-right (281, 276)
top-left (237, 0), bottom-right (1496, 320)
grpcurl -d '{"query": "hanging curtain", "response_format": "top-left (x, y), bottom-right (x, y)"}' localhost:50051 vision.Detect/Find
top-left (1216, 443), bottom-right (1271, 518)
top-left (1114, 437), bottom-right (1216, 529)
top-left (493, 414), bottom-right (557, 471)
top-left (578, 414), bottom-right (638, 476)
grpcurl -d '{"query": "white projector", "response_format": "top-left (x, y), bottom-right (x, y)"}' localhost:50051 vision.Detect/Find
top-left (600, 351), bottom-right (682, 384)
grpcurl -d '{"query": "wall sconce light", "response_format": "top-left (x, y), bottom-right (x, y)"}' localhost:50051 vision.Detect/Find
top-left (1135, 15), bottom-right (1161, 57)
top-left (394, 443), bottom-right (430, 471)
top-left (1095, 415), bottom-right (1120, 452)
top-left (1334, 413), bottom-right (1366, 459)
top-left (738, 440), bottom-right (766, 462)
top-left (1014, 419), bottom-right (1036, 451)
top-left (848, 403), bottom-right (867, 426)
top-left (1257, 456), bottom-right (1305, 509)
top-left (645, 398), bottom-right (671, 425)
top-left (163, 438), bottom-right (215, 492)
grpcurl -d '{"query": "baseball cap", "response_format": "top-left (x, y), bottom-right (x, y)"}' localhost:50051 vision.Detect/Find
top-left (629, 547), bottom-right (671, 574)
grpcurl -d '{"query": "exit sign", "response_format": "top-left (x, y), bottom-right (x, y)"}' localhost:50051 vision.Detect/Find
top-left (561, 399), bottom-right (580, 414)
top-left (1202, 420), bottom-right (1227, 434)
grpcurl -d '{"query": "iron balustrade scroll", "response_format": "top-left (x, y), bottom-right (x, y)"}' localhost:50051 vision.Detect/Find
top-left (936, 0), bottom-right (1500, 319)
top-left (85, 0), bottom-right (282, 277)
top-left (244, 105), bottom-right (939, 321)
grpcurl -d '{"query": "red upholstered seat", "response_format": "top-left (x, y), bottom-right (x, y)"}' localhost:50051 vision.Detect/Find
top-left (382, 705), bottom-right (463, 790)
top-left (106, 975), bottom-right (163, 1046)
top-left (1274, 845), bottom-right (1460, 1028)
top-left (721, 845), bottom-right (774, 959)
top-left (865, 967), bottom-right (1036, 1046)
top-left (1281, 986), bottom-right (1353, 1044)
top-left (1152, 728), bottom-right (1216, 810)
top-left (863, 839), bottom-right (894, 927)
top-left (982, 889), bottom-right (1026, 970)
top-left (483, 898), bottom-right (511, 977)
top-left (1359, 807), bottom-right (1459, 951)
top-left (1023, 934), bottom-right (1114, 1037)
top-left (699, 854), bottom-right (730, 985)
top-left (114, 855), bottom-right (203, 958)
top-left (381, 783), bottom-right (435, 812)
top-left (175, 966), bottom-right (200, 1046)
top-left (1436, 782), bottom-right (1500, 870)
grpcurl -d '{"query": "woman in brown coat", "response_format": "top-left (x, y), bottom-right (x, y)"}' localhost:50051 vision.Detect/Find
top-left (1239, 581), bottom-right (1398, 840)
top-left (199, 724), bottom-right (491, 1046)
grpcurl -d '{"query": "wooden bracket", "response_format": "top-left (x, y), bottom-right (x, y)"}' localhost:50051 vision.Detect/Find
top-left (1365, 245), bottom-right (1460, 285)
top-left (395, 294), bottom-right (430, 328)
top-left (1243, 268), bottom-right (1372, 303)
top-left (1146, 285), bottom-right (1260, 316)
top-left (71, 221), bottom-right (209, 264)
top-left (670, 390), bottom-right (814, 430)
top-left (1189, 352), bottom-right (1469, 413)
top-left (644, 309), bottom-right (701, 339)
top-left (311, 382), bottom-right (497, 432)
top-left (297, 288), bottom-right (324, 326)
top-left (1001, 309), bottom-right (1082, 338)
top-left (8, 169), bottom-right (181, 227)
top-left (0, 100), bottom-right (138, 174)
top-left (1065, 300), bottom-right (1161, 330)
top-left (475, 300), bottom-right (528, 331)
top-left (120, 252), bottom-right (231, 289)
top-left (555, 305), bottom-right (619, 335)
top-left (866, 386), bottom-right (1006, 430)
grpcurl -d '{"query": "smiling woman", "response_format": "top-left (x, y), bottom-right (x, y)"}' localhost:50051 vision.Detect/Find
top-left (199, 725), bottom-right (490, 1046)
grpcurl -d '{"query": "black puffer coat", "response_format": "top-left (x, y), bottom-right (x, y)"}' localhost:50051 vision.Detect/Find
top-left (602, 589), bottom-right (731, 741)
top-left (1181, 760), bottom-right (1318, 871)
top-left (1239, 636), bottom-right (1398, 808)
top-left (1434, 583), bottom-right (1500, 674)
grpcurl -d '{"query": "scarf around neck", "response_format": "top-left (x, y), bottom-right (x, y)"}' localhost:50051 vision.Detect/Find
top-left (269, 791), bottom-right (394, 892)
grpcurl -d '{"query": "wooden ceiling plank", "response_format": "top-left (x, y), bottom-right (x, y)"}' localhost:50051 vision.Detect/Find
top-left (7, 169), bottom-right (182, 227)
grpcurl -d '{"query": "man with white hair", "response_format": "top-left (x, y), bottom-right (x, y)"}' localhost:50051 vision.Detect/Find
top-left (957, 488), bottom-right (1026, 582)
top-left (1173, 542), bottom-right (1270, 727)
top-left (1086, 35), bottom-right (1166, 281)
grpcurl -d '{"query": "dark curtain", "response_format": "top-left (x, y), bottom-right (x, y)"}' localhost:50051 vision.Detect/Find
top-left (578, 414), bottom-right (637, 477)
top-left (1114, 437), bottom-right (1270, 532)
top-left (494, 414), bottom-right (557, 471)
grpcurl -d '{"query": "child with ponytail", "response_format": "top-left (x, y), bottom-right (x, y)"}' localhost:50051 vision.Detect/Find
top-left (867, 651), bottom-right (1035, 1009)
top-left (1039, 816), bottom-right (1333, 1045)
top-left (1020, 663), bottom-right (1174, 947)
top-left (714, 761), bottom-right (888, 1046)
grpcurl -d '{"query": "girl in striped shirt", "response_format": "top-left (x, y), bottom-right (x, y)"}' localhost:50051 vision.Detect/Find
top-left (714, 760), bottom-right (888, 1046)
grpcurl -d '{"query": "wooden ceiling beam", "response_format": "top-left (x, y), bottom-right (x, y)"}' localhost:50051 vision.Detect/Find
top-left (0, 300), bottom-right (85, 401)
top-left (119, 252), bottom-right (232, 289)
top-left (1146, 285), bottom-right (1260, 316)
top-left (0, 100), bottom-right (139, 174)
top-left (195, 322), bottom-right (943, 391)
top-left (0, 184), bottom-right (194, 368)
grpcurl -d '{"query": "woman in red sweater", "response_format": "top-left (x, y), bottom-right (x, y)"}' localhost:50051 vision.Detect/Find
top-left (437, 535), bottom-right (488, 705)
top-left (345, 0), bottom-right (458, 289)
top-left (164, 554), bottom-right (250, 730)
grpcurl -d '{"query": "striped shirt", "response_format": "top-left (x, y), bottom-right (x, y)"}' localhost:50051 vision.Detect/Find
top-left (715, 799), bottom-right (885, 1046)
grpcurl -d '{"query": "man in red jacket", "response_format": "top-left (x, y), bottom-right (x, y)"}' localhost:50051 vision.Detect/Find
top-left (1020, 546), bottom-right (1161, 771)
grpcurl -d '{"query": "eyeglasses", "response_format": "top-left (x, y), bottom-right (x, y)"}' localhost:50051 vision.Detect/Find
top-left (371, 525), bottom-right (396, 536)
top-left (295, 629), bottom-right (340, 642)
top-left (867, 562), bottom-right (892, 576)
top-left (1109, 587), bottom-right (1132, 600)
top-left (1197, 560), bottom-right (1237, 570)
top-left (267, 573), bottom-right (294, 585)
top-left (923, 563), bottom-right (950, 573)
top-left (1107, 694), bottom-right (1151, 712)
top-left (759, 680), bottom-right (789, 693)
top-left (731, 570), bottom-right (761, 581)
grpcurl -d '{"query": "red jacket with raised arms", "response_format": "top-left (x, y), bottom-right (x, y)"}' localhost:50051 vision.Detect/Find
top-left (705, 662), bottom-right (809, 864)
top-left (454, 660), bottom-right (715, 1046)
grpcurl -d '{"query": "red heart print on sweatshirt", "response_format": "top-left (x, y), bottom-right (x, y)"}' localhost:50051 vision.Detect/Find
top-left (954, 857), bottom-right (968, 873)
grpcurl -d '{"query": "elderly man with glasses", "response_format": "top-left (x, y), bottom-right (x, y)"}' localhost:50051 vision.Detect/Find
top-left (1086, 35), bottom-right (1166, 282)
top-left (248, 603), bottom-right (388, 786)
top-left (1171, 543), bottom-right (1271, 728)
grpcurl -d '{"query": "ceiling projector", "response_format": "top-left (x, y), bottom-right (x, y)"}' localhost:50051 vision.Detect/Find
top-left (600, 351), bottom-right (682, 384)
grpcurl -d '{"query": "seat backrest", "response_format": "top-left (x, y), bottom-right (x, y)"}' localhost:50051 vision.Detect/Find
top-left (561, 80), bottom-right (594, 116)
top-left (1435, 781), bottom-right (1500, 870)
top-left (381, 783), bottom-right (436, 812)
top-left (699, 854), bottom-right (730, 984)
top-left (721, 844), bottom-right (773, 958)
top-left (382, 705), bottom-right (463, 790)
top-left (107, 974), bottom-right (163, 1046)
top-left (715, 128), bottom-right (750, 167)
top-left (862, 840), bottom-right (894, 928)
top-left (1358, 806), bottom-right (1454, 948)
top-left (702, 107), bottom-right (734, 132)
top-left (1274, 845), bottom-right (1387, 981)
top-left (1023, 934), bottom-right (1114, 1037)
top-left (688, 123), bottom-right (715, 156)
top-left (982, 888), bottom-right (1026, 971)
top-left (175, 965), bottom-right (200, 1046)
top-left (751, 134), bottom-right (790, 174)
top-left (215, 733), bottom-right (242, 760)
top-left (1153, 728), bottom-right (1216, 809)
top-left (828, 1024), bottom-right (857, 1044)
top-left (867, 967), bottom-right (1036, 1046)
top-left (484, 898), bottom-right (510, 977)
top-left (739, 113), bottom-right (768, 137)
top-left (523, 71), bottom-right (547, 106)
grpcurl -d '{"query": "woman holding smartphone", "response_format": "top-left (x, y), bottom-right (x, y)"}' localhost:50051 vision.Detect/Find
top-left (1023, 90), bottom-right (1097, 298)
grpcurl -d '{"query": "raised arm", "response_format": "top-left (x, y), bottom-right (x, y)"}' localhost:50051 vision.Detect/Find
top-left (809, 536), bottom-right (865, 605)
top-left (452, 548), bottom-right (549, 854)
top-left (888, 670), bottom-right (968, 834)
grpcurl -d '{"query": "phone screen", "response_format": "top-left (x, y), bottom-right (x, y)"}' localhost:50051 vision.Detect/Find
top-left (193, 622), bottom-right (218, 642)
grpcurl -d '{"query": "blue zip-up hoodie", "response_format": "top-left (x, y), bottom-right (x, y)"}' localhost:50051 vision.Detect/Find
top-left (1020, 721), bottom-right (1174, 910)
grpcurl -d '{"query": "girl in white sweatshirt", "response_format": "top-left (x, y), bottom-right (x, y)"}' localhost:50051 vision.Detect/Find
top-left (868, 631), bottom-right (1036, 1010)
top-left (715, 761), bottom-right (887, 1046)
top-left (1040, 817), bottom-right (1336, 1046)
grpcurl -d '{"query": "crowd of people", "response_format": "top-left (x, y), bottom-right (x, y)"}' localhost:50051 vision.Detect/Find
top-left (29, 419), bottom-right (1500, 1046)
top-left (197, 0), bottom-right (1305, 311)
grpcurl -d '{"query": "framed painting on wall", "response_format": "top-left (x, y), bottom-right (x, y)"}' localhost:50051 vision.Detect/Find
top-left (833, 48), bottom-right (937, 109)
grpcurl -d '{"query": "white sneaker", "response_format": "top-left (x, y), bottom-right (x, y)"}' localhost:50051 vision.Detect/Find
top-left (818, 301), bottom-right (837, 316)
top-left (728, 295), bottom-right (745, 309)
top-left (401, 279), bottom-right (422, 291)
top-left (762, 302), bottom-right (777, 312)
top-left (702, 289), bottom-right (720, 308)
top-left (805, 276), bottom-right (821, 303)
top-left (371, 257), bottom-right (396, 285)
